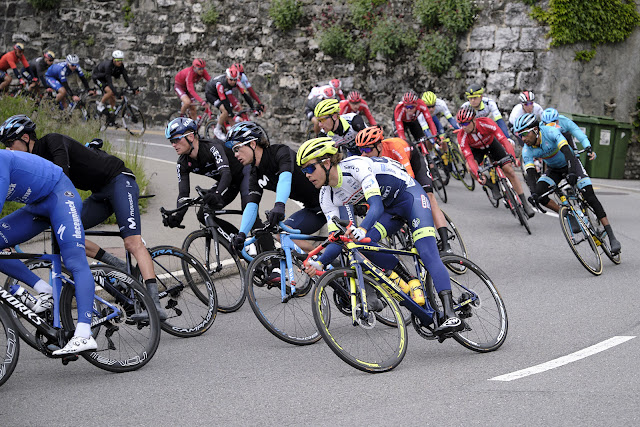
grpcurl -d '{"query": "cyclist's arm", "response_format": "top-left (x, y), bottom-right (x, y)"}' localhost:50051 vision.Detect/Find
top-left (361, 104), bottom-right (377, 126)
top-left (563, 118), bottom-right (591, 149)
top-left (522, 148), bottom-right (538, 191)
top-left (43, 136), bottom-right (72, 177)
top-left (393, 104), bottom-right (406, 140)
top-left (559, 141), bottom-right (578, 175)
top-left (216, 83), bottom-right (233, 112)
top-left (176, 163), bottom-right (191, 207)
top-left (77, 68), bottom-right (90, 91)
top-left (246, 86), bottom-right (261, 104)
top-left (121, 66), bottom-right (135, 90)
top-left (459, 137), bottom-right (480, 179)
top-left (241, 91), bottom-right (255, 110)
top-left (431, 115), bottom-right (444, 135)
top-left (187, 72), bottom-right (204, 104)
top-left (238, 167), bottom-right (262, 234)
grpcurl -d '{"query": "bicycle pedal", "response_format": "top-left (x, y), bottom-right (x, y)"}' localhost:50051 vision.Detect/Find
top-left (61, 354), bottom-right (79, 365)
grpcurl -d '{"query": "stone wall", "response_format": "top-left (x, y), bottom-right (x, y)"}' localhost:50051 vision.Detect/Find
top-left (2, 0), bottom-right (639, 176)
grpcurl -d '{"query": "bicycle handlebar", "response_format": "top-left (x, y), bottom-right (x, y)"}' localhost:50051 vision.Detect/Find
top-left (477, 155), bottom-right (514, 174)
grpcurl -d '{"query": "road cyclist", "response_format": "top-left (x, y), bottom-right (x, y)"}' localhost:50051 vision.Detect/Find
top-left (174, 58), bottom-right (211, 120)
top-left (338, 90), bottom-right (377, 126)
top-left (44, 54), bottom-right (94, 110)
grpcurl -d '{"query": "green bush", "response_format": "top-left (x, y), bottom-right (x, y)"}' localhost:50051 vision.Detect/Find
top-left (269, 0), bottom-right (303, 31)
top-left (440, 0), bottom-right (476, 34)
top-left (318, 25), bottom-right (350, 57)
top-left (27, 0), bottom-right (58, 10)
top-left (369, 17), bottom-right (417, 58)
top-left (574, 48), bottom-right (596, 62)
top-left (414, 0), bottom-right (442, 28)
top-left (346, 38), bottom-right (370, 64)
top-left (348, 0), bottom-right (388, 30)
top-left (418, 31), bottom-right (458, 75)
top-left (122, 0), bottom-right (134, 27)
top-left (202, 3), bottom-right (219, 26)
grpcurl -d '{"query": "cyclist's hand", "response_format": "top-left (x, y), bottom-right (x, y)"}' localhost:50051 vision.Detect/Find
top-left (477, 174), bottom-right (487, 185)
top-left (566, 173), bottom-right (578, 186)
top-left (231, 232), bottom-right (246, 251)
top-left (346, 226), bottom-right (367, 241)
top-left (257, 103), bottom-right (265, 113)
top-left (163, 211), bottom-right (185, 228)
top-left (88, 89), bottom-right (96, 96)
top-left (529, 193), bottom-right (539, 205)
top-left (304, 256), bottom-right (323, 277)
top-left (72, 95), bottom-right (80, 102)
top-left (203, 191), bottom-right (224, 209)
top-left (19, 78), bottom-right (26, 86)
top-left (201, 100), bottom-right (207, 108)
top-left (586, 147), bottom-right (597, 161)
top-left (266, 202), bottom-right (285, 227)
top-left (85, 138), bottom-right (103, 150)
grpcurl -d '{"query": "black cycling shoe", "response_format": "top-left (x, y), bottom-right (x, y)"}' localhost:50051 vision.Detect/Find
top-left (522, 200), bottom-right (535, 218)
top-left (434, 317), bottom-right (464, 335)
top-left (486, 182), bottom-right (501, 200)
top-left (609, 237), bottom-right (621, 254)
top-left (367, 298), bottom-right (384, 313)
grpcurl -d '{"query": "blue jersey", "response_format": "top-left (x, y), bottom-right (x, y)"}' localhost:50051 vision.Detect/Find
top-left (0, 150), bottom-right (63, 206)
top-left (554, 115), bottom-right (591, 149)
top-left (522, 126), bottom-right (570, 171)
top-left (44, 61), bottom-right (86, 83)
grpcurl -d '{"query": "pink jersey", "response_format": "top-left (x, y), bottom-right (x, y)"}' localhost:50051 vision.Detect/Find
top-left (174, 66), bottom-right (211, 103)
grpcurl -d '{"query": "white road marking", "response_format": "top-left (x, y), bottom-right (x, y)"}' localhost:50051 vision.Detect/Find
top-left (489, 336), bottom-right (635, 381)
top-left (112, 150), bottom-right (175, 165)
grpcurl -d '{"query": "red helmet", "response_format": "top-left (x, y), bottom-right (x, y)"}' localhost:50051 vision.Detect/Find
top-left (456, 105), bottom-right (476, 123)
top-left (347, 91), bottom-right (362, 103)
top-left (323, 86), bottom-right (336, 99)
top-left (232, 63), bottom-right (244, 74)
top-left (226, 65), bottom-right (240, 80)
top-left (330, 78), bottom-right (341, 89)
top-left (402, 91), bottom-right (418, 105)
top-left (192, 58), bottom-right (206, 68)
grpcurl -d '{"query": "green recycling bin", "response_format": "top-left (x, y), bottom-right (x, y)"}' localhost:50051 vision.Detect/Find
top-left (609, 122), bottom-right (633, 179)
top-left (561, 113), bottom-right (599, 173)
top-left (587, 116), bottom-right (618, 178)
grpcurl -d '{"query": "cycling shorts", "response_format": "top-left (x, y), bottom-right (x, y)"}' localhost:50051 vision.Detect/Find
top-left (174, 84), bottom-right (196, 102)
top-left (470, 139), bottom-right (509, 165)
top-left (45, 76), bottom-right (63, 91)
top-left (0, 70), bottom-right (7, 80)
top-left (409, 149), bottom-right (433, 193)
top-left (93, 78), bottom-right (109, 91)
top-left (282, 206), bottom-right (325, 235)
top-left (538, 160), bottom-right (591, 191)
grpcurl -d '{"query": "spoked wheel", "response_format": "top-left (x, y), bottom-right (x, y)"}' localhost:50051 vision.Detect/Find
top-left (147, 246), bottom-right (218, 337)
top-left (0, 305), bottom-right (20, 387)
top-left (204, 121), bottom-right (217, 140)
top-left (312, 267), bottom-right (408, 373)
top-left (440, 210), bottom-right (468, 274)
top-left (583, 202), bottom-right (621, 265)
top-left (559, 206), bottom-right (603, 275)
top-left (60, 265), bottom-right (161, 372)
top-left (504, 185), bottom-right (531, 235)
top-left (123, 104), bottom-right (146, 136)
top-left (434, 156), bottom-right (450, 186)
top-left (429, 256), bottom-right (508, 352)
top-left (431, 166), bottom-right (448, 203)
top-left (246, 250), bottom-right (321, 345)
top-left (450, 148), bottom-right (475, 191)
top-left (182, 229), bottom-right (246, 313)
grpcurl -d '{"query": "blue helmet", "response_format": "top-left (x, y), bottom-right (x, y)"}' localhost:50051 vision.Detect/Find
top-left (541, 108), bottom-right (559, 125)
top-left (225, 122), bottom-right (269, 149)
top-left (513, 113), bottom-right (539, 134)
top-left (165, 117), bottom-right (197, 141)
top-left (0, 114), bottom-right (36, 145)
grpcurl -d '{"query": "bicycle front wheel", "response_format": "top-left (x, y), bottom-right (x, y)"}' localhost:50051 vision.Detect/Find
top-left (504, 184), bottom-right (531, 235)
top-left (559, 206), bottom-right (603, 275)
top-left (431, 166), bottom-right (448, 203)
top-left (123, 104), bottom-right (145, 136)
top-left (451, 148), bottom-right (475, 191)
top-left (60, 265), bottom-right (161, 373)
top-left (148, 246), bottom-right (218, 337)
top-left (312, 267), bottom-right (408, 373)
top-left (182, 229), bottom-right (246, 313)
top-left (0, 304), bottom-right (19, 387)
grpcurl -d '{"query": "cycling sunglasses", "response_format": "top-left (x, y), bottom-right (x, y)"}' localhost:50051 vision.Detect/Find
top-left (358, 146), bottom-right (375, 153)
top-left (517, 128), bottom-right (534, 138)
top-left (459, 121), bottom-right (472, 127)
top-left (169, 131), bottom-right (194, 143)
top-left (194, 66), bottom-right (204, 71)
top-left (231, 139), bottom-right (254, 153)
top-left (405, 105), bottom-right (416, 110)
top-left (426, 104), bottom-right (436, 109)
top-left (522, 101), bottom-right (533, 106)
top-left (301, 161), bottom-right (322, 175)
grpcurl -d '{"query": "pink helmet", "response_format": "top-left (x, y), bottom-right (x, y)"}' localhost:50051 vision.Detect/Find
top-left (226, 65), bottom-right (240, 80)
top-left (192, 58), bottom-right (206, 68)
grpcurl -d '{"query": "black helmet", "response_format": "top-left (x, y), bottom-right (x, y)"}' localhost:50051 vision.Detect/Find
top-left (0, 115), bottom-right (36, 145)
top-left (225, 122), bottom-right (269, 149)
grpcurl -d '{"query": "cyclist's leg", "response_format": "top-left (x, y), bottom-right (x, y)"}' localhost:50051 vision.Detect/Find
top-left (537, 169), bottom-right (562, 212)
top-left (0, 71), bottom-right (11, 91)
top-left (576, 169), bottom-right (621, 252)
top-left (282, 206), bottom-right (326, 252)
top-left (175, 84), bottom-right (190, 117)
top-left (489, 140), bottom-right (535, 216)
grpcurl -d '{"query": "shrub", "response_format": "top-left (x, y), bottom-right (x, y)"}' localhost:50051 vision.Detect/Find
top-left (440, 0), bottom-right (476, 34)
top-left (202, 3), bottom-right (219, 26)
top-left (269, 0), bottom-right (303, 31)
top-left (414, 0), bottom-right (442, 28)
top-left (574, 48), bottom-right (596, 62)
top-left (346, 38), bottom-right (370, 64)
top-left (369, 17), bottom-right (417, 59)
top-left (418, 31), bottom-right (457, 75)
top-left (318, 25), bottom-right (350, 57)
top-left (348, 0), bottom-right (388, 30)
top-left (122, 0), bottom-right (134, 27)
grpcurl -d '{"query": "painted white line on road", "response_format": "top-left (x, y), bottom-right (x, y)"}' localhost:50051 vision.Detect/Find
top-left (489, 336), bottom-right (635, 382)
top-left (115, 138), bottom-right (172, 149)
top-left (113, 151), bottom-right (175, 165)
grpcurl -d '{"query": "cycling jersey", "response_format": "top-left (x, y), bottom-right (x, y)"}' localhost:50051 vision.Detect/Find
top-left (458, 117), bottom-right (516, 178)
top-left (174, 66), bottom-right (211, 104)
top-left (320, 114), bottom-right (367, 155)
top-left (393, 99), bottom-right (437, 141)
top-left (305, 96), bottom-right (323, 120)
top-left (204, 74), bottom-right (253, 111)
top-left (92, 59), bottom-right (135, 93)
top-left (432, 98), bottom-right (458, 128)
top-left (238, 72), bottom-right (262, 104)
top-left (44, 62), bottom-right (90, 95)
top-left (338, 99), bottom-right (376, 126)
top-left (548, 114), bottom-right (592, 150)
top-left (522, 125), bottom-right (572, 171)
top-left (0, 51), bottom-right (30, 79)
top-left (307, 84), bottom-right (345, 101)
top-left (378, 137), bottom-right (414, 177)
top-left (461, 97), bottom-right (510, 138)
top-left (24, 56), bottom-right (50, 82)
top-left (508, 102), bottom-right (543, 126)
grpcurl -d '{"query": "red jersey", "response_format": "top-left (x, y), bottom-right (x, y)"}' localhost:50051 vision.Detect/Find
top-left (0, 51), bottom-right (29, 73)
top-left (339, 99), bottom-right (377, 126)
top-left (393, 99), bottom-right (437, 141)
top-left (174, 66), bottom-right (211, 103)
top-left (457, 117), bottom-right (516, 178)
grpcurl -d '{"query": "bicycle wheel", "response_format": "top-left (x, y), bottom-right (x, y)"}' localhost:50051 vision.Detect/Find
top-left (451, 148), bottom-right (475, 191)
top-left (182, 229), bottom-right (246, 313)
top-left (435, 155), bottom-right (450, 186)
top-left (60, 265), bottom-right (161, 372)
top-left (430, 166), bottom-right (448, 203)
top-left (428, 255), bottom-right (508, 352)
top-left (441, 210), bottom-right (468, 274)
top-left (0, 304), bottom-right (19, 387)
top-left (582, 201), bottom-right (621, 265)
top-left (559, 206), bottom-right (603, 276)
top-left (312, 267), bottom-right (408, 373)
top-left (204, 121), bottom-right (217, 139)
top-left (246, 250), bottom-right (321, 345)
top-left (123, 103), bottom-right (145, 136)
top-left (148, 246), bottom-right (218, 337)
top-left (504, 184), bottom-right (531, 235)
top-left (3, 259), bottom-right (73, 351)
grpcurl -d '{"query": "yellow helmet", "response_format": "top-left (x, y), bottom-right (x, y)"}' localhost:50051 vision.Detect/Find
top-left (314, 99), bottom-right (340, 118)
top-left (296, 137), bottom-right (338, 166)
top-left (421, 91), bottom-right (437, 106)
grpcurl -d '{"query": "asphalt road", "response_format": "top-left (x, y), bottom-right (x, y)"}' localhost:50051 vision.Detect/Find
top-left (2, 128), bottom-right (639, 426)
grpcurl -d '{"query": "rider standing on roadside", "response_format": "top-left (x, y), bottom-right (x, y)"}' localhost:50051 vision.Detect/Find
top-left (174, 58), bottom-right (211, 120)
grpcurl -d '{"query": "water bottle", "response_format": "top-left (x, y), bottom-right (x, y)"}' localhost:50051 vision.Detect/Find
top-left (9, 284), bottom-right (38, 310)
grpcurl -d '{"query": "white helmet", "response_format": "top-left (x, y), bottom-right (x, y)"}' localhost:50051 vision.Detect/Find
top-left (112, 50), bottom-right (124, 60)
top-left (66, 54), bottom-right (79, 65)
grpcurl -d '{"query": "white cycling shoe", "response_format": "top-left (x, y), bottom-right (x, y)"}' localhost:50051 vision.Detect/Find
top-left (52, 336), bottom-right (97, 355)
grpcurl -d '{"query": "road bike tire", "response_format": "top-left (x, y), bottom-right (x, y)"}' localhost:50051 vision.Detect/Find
top-left (430, 166), bottom-right (448, 203)
top-left (435, 156), bottom-right (450, 187)
top-left (204, 120), bottom-right (217, 140)
top-left (123, 104), bottom-right (146, 136)
top-left (246, 250), bottom-right (321, 345)
top-left (482, 184), bottom-right (500, 208)
top-left (0, 304), bottom-right (19, 387)
top-left (312, 267), bottom-right (408, 373)
top-left (3, 259), bottom-right (73, 351)
top-left (450, 148), bottom-right (475, 191)
top-left (558, 206), bottom-right (603, 276)
top-left (147, 246), bottom-right (218, 337)
top-left (182, 229), bottom-right (246, 313)
top-left (581, 200), bottom-right (621, 265)
top-left (60, 265), bottom-right (161, 373)
top-left (441, 210), bottom-right (469, 274)
top-left (426, 255), bottom-right (508, 352)
top-left (503, 184), bottom-right (531, 235)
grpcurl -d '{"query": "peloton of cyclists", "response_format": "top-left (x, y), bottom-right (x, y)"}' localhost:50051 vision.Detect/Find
top-left (174, 58), bottom-right (211, 120)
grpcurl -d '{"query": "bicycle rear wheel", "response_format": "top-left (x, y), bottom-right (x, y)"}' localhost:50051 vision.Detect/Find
top-left (450, 148), bottom-right (475, 191)
top-left (559, 206), bottom-right (603, 275)
top-left (60, 265), bottom-right (161, 372)
top-left (504, 184), bottom-right (531, 235)
top-left (312, 267), bottom-right (408, 373)
top-left (123, 103), bottom-right (145, 136)
top-left (182, 229), bottom-right (246, 313)
top-left (0, 305), bottom-right (19, 387)
top-left (148, 246), bottom-right (218, 337)
top-left (431, 166), bottom-right (448, 203)
top-left (246, 250), bottom-right (320, 345)
top-left (441, 210), bottom-right (468, 274)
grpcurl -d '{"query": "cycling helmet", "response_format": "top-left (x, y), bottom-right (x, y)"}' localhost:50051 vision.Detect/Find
top-left (0, 115), bottom-right (36, 145)
top-left (347, 90), bottom-right (362, 103)
top-left (519, 90), bottom-right (535, 103)
top-left (421, 91), bottom-right (437, 106)
top-left (541, 108), bottom-right (559, 124)
top-left (165, 117), bottom-right (197, 141)
top-left (402, 91), bottom-right (418, 105)
top-left (112, 50), bottom-right (124, 60)
top-left (456, 105), bottom-right (476, 123)
top-left (232, 63), bottom-right (244, 74)
top-left (225, 122), bottom-right (269, 149)
top-left (296, 137), bottom-right (338, 166)
top-left (330, 78), bottom-right (341, 89)
top-left (192, 58), bottom-right (206, 68)
top-left (44, 50), bottom-right (55, 60)
top-left (513, 113), bottom-right (539, 134)
top-left (14, 43), bottom-right (24, 51)
top-left (322, 86), bottom-right (336, 99)
top-left (66, 54), bottom-right (80, 66)
top-left (226, 65), bottom-right (240, 80)
top-left (355, 127), bottom-right (383, 147)
top-left (314, 99), bottom-right (340, 118)
top-left (465, 83), bottom-right (484, 98)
